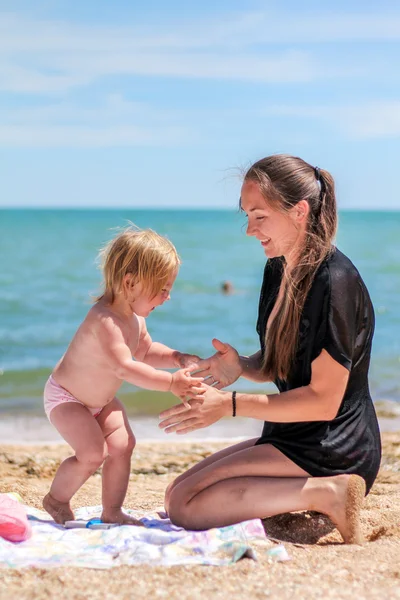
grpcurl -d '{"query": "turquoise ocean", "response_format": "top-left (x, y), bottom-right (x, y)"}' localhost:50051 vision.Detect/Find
top-left (1, 209), bottom-right (399, 441)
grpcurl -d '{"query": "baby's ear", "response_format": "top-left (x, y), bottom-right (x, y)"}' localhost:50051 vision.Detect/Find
top-left (123, 273), bottom-right (137, 290)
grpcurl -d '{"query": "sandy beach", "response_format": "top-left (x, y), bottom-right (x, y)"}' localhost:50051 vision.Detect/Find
top-left (0, 433), bottom-right (399, 600)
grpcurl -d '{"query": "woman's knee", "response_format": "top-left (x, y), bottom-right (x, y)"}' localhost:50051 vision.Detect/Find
top-left (166, 484), bottom-right (196, 529)
top-left (167, 493), bottom-right (187, 528)
top-left (164, 478), bottom-right (179, 512)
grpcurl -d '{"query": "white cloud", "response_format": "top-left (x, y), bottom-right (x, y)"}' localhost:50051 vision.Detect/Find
top-left (0, 124), bottom-right (189, 147)
top-left (263, 101), bottom-right (400, 138)
top-left (5, 96), bottom-right (400, 149)
top-left (0, 95), bottom-right (194, 147)
top-left (2, 9), bottom-right (400, 53)
top-left (229, 11), bottom-right (400, 44)
top-left (3, 50), bottom-right (318, 95)
top-left (2, 7), bottom-right (400, 146)
top-left (5, 95), bottom-right (150, 124)
top-left (1, 8), bottom-right (398, 94)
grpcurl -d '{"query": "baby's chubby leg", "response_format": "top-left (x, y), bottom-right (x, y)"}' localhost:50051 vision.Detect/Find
top-left (97, 398), bottom-right (143, 526)
top-left (43, 403), bottom-right (108, 524)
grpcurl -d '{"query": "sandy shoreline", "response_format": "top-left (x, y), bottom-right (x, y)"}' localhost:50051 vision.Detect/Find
top-left (0, 412), bottom-right (400, 445)
top-left (1, 434), bottom-right (400, 600)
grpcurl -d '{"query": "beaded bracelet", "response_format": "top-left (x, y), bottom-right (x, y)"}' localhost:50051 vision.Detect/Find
top-left (232, 390), bottom-right (237, 417)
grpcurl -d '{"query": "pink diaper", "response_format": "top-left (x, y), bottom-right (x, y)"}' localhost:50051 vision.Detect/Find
top-left (44, 375), bottom-right (103, 420)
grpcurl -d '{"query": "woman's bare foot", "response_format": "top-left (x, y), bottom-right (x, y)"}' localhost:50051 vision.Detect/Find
top-left (101, 509), bottom-right (144, 526)
top-left (43, 493), bottom-right (75, 524)
top-left (326, 474), bottom-right (366, 544)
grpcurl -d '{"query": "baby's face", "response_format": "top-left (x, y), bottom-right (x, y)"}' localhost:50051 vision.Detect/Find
top-left (131, 271), bottom-right (177, 317)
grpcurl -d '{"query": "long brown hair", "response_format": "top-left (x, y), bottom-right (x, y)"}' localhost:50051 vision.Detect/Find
top-left (244, 154), bottom-right (337, 380)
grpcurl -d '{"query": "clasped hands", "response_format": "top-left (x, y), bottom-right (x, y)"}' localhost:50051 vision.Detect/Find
top-left (161, 339), bottom-right (242, 435)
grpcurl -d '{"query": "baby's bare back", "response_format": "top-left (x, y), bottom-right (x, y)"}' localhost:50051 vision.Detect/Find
top-left (53, 305), bottom-right (140, 408)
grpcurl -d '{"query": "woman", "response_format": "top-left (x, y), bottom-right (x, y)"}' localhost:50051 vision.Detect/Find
top-left (159, 154), bottom-right (381, 544)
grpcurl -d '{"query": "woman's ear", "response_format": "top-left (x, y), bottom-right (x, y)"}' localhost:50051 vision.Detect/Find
top-left (293, 199), bottom-right (310, 223)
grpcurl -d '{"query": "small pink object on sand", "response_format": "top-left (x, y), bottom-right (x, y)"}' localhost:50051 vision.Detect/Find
top-left (0, 494), bottom-right (32, 542)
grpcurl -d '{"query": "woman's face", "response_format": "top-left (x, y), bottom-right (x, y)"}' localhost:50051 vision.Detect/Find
top-left (240, 179), bottom-right (306, 261)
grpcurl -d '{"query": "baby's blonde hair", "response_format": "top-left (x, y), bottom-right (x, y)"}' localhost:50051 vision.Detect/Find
top-left (96, 225), bottom-right (180, 303)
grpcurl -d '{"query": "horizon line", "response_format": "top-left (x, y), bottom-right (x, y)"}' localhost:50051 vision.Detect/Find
top-left (0, 206), bottom-right (399, 212)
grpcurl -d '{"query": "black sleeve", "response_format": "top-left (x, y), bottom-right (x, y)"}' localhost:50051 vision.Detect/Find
top-left (324, 262), bottom-right (365, 371)
top-left (256, 258), bottom-right (282, 354)
top-left (256, 262), bottom-right (271, 341)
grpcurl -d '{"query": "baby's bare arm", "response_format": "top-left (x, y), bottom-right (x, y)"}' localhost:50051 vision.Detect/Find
top-left (96, 315), bottom-right (204, 400)
top-left (96, 315), bottom-right (173, 391)
top-left (134, 317), bottom-right (182, 368)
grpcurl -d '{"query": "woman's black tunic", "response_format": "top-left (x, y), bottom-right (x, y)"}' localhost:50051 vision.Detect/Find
top-left (255, 248), bottom-right (381, 493)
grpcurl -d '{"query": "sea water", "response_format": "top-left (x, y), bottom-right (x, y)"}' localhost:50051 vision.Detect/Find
top-left (1, 209), bottom-right (399, 441)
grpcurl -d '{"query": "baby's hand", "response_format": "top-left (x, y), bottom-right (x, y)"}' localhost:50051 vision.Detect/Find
top-left (169, 369), bottom-right (205, 407)
top-left (173, 352), bottom-right (201, 369)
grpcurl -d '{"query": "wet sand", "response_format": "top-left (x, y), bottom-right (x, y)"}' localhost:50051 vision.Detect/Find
top-left (0, 434), bottom-right (400, 600)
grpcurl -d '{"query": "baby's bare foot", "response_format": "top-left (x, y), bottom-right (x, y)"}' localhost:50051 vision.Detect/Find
top-left (43, 493), bottom-right (74, 525)
top-left (101, 509), bottom-right (144, 527)
top-left (328, 474), bottom-right (366, 544)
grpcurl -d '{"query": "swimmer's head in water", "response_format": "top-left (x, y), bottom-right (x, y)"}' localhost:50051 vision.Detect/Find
top-left (221, 281), bottom-right (234, 295)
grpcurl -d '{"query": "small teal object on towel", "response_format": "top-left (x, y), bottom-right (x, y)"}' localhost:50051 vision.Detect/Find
top-left (85, 518), bottom-right (119, 530)
top-left (86, 518), bottom-right (102, 528)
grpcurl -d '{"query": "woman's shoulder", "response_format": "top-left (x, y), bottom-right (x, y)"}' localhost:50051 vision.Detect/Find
top-left (313, 248), bottom-right (372, 315)
top-left (308, 248), bottom-right (366, 304)
top-left (322, 247), bottom-right (365, 288)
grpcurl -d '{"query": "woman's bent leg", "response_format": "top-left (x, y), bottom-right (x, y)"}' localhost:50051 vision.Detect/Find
top-left (164, 438), bottom-right (258, 512)
top-left (168, 444), bottom-right (366, 544)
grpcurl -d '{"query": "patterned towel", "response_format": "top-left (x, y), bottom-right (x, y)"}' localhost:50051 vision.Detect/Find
top-left (0, 504), bottom-right (289, 568)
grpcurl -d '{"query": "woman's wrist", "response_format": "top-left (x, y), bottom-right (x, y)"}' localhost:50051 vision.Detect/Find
top-left (232, 390), bottom-right (237, 417)
top-left (220, 391), bottom-right (232, 417)
top-left (238, 355), bottom-right (251, 375)
top-left (239, 352), bottom-right (269, 382)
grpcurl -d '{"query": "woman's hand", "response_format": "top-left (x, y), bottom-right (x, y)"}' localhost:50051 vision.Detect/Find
top-left (193, 339), bottom-right (242, 389)
top-left (159, 385), bottom-right (230, 435)
top-left (172, 351), bottom-right (201, 369)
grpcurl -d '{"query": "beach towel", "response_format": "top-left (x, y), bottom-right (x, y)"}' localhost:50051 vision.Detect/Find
top-left (0, 504), bottom-right (289, 568)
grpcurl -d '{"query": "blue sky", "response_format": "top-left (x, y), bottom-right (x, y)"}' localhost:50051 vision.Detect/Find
top-left (1, 0), bottom-right (400, 209)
